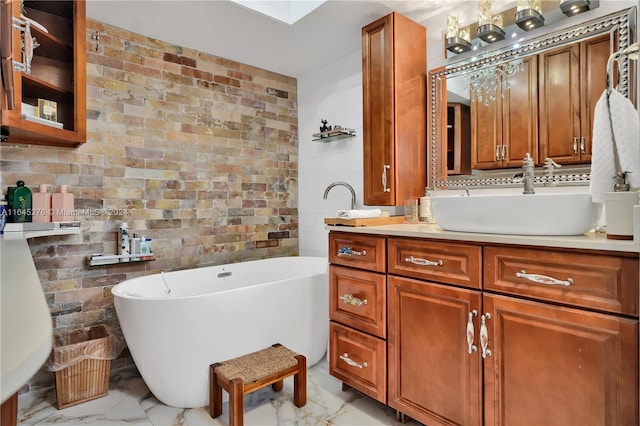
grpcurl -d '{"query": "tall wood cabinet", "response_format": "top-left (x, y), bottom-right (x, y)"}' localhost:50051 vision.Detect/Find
top-left (362, 12), bottom-right (426, 205)
top-left (539, 32), bottom-right (612, 164)
top-left (1, 0), bottom-right (86, 147)
top-left (328, 230), bottom-right (639, 426)
top-left (471, 55), bottom-right (538, 169)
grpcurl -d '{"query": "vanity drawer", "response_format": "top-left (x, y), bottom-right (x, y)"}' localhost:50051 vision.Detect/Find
top-left (329, 321), bottom-right (387, 404)
top-left (329, 232), bottom-right (386, 273)
top-left (484, 245), bottom-right (639, 316)
top-left (387, 237), bottom-right (482, 289)
top-left (330, 265), bottom-right (386, 338)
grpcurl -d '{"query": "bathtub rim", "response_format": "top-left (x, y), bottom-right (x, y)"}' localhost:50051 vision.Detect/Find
top-left (111, 256), bottom-right (328, 301)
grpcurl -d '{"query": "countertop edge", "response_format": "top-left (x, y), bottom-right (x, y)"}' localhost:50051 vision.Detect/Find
top-left (1, 236), bottom-right (56, 403)
top-left (325, 224), bottom-right (640, 253)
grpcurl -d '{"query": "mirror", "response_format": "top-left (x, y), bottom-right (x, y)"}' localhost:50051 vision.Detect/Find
top-left (429, 7), bottom-right (637, 189)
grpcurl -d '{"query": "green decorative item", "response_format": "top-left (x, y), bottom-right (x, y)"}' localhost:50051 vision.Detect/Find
top-left (6, 180), bottom-right (33, 223)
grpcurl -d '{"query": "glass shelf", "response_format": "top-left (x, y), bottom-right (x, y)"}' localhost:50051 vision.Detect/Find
top-left (312, 128), bottom-right (356, 143)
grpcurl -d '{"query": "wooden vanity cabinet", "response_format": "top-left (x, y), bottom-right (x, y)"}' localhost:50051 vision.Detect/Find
top-left (328, 231), bottom-right (639, 426)
top-left (539, 32), bottom-right (611, 165)
top-left (1, 0), bottom-right (86, 147)
top-left (328, 232), bottom-right (387, 403)
top-left (471, 55), bottom-right (538, 170)
top-left (362, 12), bottom-right (426, 205)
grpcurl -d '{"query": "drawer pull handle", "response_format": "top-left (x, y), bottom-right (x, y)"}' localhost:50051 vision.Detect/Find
top-left (340, 353), bottom-right (367, 369)
top-left (337, 246), bottom-right (366, 257)
top-left (405, 256), bottom-right (443, 267)
top-left (340, 294), bottom-right (368, 307)
top-left (467, 310), bottom-right (478, 354)
top-left (480, 313), bottom-right (492, 359)
top-left (516, 270), bottom-right (574, 286)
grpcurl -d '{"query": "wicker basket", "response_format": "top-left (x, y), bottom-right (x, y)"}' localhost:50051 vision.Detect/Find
top-left (53, 325), bottom-right (112, 409)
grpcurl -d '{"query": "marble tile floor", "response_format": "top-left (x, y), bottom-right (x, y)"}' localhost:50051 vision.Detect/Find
top-left (17, 358), bottom-right (420, 426)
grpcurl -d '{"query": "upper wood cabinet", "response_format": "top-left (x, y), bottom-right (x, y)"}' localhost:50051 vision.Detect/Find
top-left (471, 55), bottom-right (538, 169)
top-left (539, 32), bottom-right (612, 165)
top-left (1, 0), bottom-right (86, 147)
top-left (362, 12), bottom-right (426, 206)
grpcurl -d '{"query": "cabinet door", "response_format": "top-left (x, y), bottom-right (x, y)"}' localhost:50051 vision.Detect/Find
top-left (579, 33), bottom-right (613, 164)
top-left (329, 322), bottom-right (387, 403)
top-left (471, 91), bottom-right (501, 170)
top-left (363, 14), bottom-right (394, 205)
top-left (388, 275), bottom-right (482, 426)
top-left (539, 43), bottom-right (582, 163)
top-left (483, 293), bottom-right (638, 426)
top-left (1, 0), bottom-right (86, 147)
top-left (501, 55), bottom-right (538, 167)
top-left (330, 265), bottom-right (386, 338)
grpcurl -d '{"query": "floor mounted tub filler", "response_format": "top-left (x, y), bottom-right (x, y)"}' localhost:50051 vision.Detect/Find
top-left (111, 256), bottom-right (329, 408)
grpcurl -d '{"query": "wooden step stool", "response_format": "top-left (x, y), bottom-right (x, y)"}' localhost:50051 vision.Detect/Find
top-left (209, 343), bottom-right (307, 426)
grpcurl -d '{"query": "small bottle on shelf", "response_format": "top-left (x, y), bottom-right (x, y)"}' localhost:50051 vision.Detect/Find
top-left (118, 222), bottom-right (131, 262)
top-left (7, 180), bottom-right (32, 223)
top-left (51, 185), bottom-right (75, 222)
top-left (32, 184), bottom-right (52, 223)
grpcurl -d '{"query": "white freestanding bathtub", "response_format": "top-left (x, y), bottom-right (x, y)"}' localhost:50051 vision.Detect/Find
top-left (111, 256), bottom-right (329, 408)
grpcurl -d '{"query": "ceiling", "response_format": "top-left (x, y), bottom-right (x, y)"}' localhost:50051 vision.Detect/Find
top-left (86, 0), bottom-right (467, 78)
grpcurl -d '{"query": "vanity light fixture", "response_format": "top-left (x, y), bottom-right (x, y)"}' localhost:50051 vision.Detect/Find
top-left (445, 13), bottom-right (473, 54)
top-left (446, 36), bottom-right (473, 54)
top-left (515, 0), bottom-right (545, 31)
top-left (559, 0), bottom-right (590, 16)
top-left (477, 0), bottom-right (505, 43)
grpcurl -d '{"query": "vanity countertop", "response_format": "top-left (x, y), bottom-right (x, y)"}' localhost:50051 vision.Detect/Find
top-left (1, 226), bottom-right (81, 403)
top-left (326, 224), bottom-right (640, 254)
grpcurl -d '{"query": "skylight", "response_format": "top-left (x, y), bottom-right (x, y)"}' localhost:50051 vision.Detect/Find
top-left (230, 0), bottom-right (327, 25)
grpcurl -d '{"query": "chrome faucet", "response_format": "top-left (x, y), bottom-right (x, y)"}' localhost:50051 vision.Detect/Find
top-left (323, 181), bottom-right (356, 210)
top-left (543, 158), bottom-right (562, 186)
top-left (522, 153), bottom-right (535, 194)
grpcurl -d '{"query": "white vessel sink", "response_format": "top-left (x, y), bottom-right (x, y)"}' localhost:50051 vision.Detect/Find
top-left (430, 186), bottom-right (602, 236)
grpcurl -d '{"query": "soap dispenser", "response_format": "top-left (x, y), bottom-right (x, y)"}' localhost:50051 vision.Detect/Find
top-left (51, 185), bottom-right (75, 222)
top-left (32, 184), bottom-right (52, 223)
top-left (604, 171), bottom-right (639, 240)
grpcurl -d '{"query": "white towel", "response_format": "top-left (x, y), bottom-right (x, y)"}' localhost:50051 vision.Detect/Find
top-left (590, 89), bottom-right (640, 203)
top-left (336, 209), bottom-right (382, 219)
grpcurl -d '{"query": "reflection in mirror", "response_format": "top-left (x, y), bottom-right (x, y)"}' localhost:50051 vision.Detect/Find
top-left (429, 7), bottom-right (637, 189)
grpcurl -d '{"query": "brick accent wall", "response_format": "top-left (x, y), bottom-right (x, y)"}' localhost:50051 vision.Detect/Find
top-left (0, 20), bottom-right (298, 391)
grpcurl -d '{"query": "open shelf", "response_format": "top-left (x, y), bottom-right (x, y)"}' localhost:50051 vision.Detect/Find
top-left (87, 253), bottom-right (156, 267)
top-left (312, 128), bottom-right (356, 143)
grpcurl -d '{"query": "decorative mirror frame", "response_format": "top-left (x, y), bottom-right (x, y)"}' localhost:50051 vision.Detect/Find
top-left (429, 7), bottom-right (637, 189)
